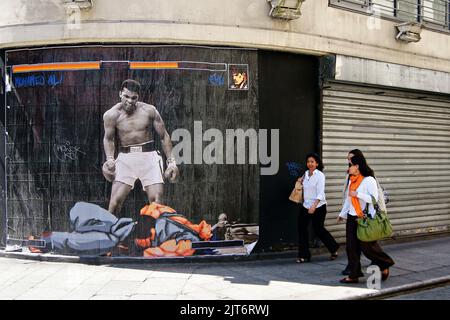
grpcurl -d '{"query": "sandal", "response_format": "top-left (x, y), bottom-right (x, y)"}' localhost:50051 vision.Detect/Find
top-left (339, 277), bottom-right (359, 284)
top-left (296, 257), bottom-right (311, 263)
top-left (381, 268), bottom-right (390, 281)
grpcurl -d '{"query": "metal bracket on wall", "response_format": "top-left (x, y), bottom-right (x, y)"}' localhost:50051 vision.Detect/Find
top-left (267, 0), bottom-right (306, 20)
top-left (61, 0), bottom-right (93, 10)
top-left (395, 22), bottom-right (422, 43)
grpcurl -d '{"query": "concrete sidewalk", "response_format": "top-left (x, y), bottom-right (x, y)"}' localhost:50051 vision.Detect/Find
top-left (0, 236), bottom-right (449, 300)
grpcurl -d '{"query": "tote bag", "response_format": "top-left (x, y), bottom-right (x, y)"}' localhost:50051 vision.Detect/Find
top-left (357, 196), bottom-right (393, 242)
top-left (289, 178), bottom-right (304, 204)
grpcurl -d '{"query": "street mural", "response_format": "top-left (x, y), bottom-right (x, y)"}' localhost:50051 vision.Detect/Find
top-left (4, 46), bottom-right (260, 258)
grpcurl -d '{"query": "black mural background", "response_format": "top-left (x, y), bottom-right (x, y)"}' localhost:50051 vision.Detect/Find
top-left (5, 46), bottom-right (259, 244)
top-left (1, 51), bottom-right (6, 247)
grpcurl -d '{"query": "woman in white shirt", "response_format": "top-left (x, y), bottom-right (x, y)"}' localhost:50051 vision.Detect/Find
top-left (297, 153), bottom-right (339, 263)
top-left (340, 149), bottom-right (367, 277)
top-left (337, 153), bottom-right (394, 283)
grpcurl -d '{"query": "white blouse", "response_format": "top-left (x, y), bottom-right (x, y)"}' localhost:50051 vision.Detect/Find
top-left (339, 176), bottom-right (379, 219)
top-left (302, 169), bottom-right (327, 209)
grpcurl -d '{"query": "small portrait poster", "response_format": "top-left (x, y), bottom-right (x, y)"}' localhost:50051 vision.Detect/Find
top-left (228, 64), bottom-right (249, 90)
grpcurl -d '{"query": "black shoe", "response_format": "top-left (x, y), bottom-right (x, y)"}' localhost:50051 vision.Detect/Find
top-left (381, 268), bottom-right (390, 281)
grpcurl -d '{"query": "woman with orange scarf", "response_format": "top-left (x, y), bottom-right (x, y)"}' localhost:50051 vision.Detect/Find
top-left (337, 153), bottom-right (394, 284)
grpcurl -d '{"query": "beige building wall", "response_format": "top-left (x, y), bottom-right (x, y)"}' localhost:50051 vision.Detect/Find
top-left (0, 0), bottom-right (449, 72)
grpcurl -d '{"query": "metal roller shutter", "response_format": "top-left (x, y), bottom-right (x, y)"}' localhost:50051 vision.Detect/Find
top-left (321, 82), bottom-right (450, 243)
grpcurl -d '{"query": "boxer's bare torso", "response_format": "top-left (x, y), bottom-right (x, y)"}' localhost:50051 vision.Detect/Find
top-left (104, 102), bottom-right (156, 147)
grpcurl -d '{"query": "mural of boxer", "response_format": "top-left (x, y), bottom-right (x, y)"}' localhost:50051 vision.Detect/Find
top-left (102, 79), bottom-right (179, 216)
top-left (4, 46), bottom-right (260, 258)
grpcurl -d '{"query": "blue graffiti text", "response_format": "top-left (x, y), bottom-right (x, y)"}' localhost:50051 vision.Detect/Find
top-left (208, 73), bottom-right (225, 86)
top-left (286, 161), bottom-right (302, 177)
top-left (14, 73), bottom-right (64, 88)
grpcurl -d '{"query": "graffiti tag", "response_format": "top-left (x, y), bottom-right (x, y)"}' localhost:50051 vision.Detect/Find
top-left (208, 73), bottom-right (225, 86)
top-left (286, 161), bottom-right (301, 177)
top-left (54, 140), bottom-right (86, 162)
top-left (14, 73), bottom-right (64, 88)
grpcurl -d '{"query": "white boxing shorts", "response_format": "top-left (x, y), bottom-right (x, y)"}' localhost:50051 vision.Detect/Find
top-left (115, 151), bottom-right (164, 189)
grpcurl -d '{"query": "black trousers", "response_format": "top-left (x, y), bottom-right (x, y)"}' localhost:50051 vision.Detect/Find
top-left (298, 205), bottom-right (339, 259)
top-left (346, 215), bottom-right (395, 279)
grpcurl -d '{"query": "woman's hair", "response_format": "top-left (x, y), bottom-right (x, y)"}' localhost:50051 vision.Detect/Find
top-left (306, 152), bottom-right (324, 172)
top-left (350, 153), bottom-right (375, 178)
top-left (349, 149), bottom-right (364, 158)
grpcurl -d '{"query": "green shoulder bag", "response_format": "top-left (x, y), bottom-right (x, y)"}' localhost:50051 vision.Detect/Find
top-left (357, 196), bottom-right (393, 242)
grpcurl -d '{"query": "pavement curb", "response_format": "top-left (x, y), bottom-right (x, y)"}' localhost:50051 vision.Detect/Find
top-left (2, 233), bottom-right (448, 265)
top-left (345, 275), bottom-right (450, 300)
top-left (0, 249), bottom-right (298, 265)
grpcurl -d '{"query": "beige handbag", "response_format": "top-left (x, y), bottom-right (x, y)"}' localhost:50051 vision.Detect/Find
top-left (289, 177), bottom-right (304, 203)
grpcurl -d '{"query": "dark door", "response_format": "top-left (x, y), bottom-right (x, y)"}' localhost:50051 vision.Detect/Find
top-left (258, 51), bottom-right (319, 251)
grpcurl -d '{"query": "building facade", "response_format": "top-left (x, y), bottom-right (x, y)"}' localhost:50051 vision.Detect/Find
top-left (1, 0), bottom-right (449, 255)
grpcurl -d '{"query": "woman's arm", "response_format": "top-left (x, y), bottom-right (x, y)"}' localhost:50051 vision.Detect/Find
top-left (338, 194), bottom-right (350, 219)
top-left (309, 199), bottom-right (320, 214)
top-left (316, 173), bottom-right (326, 202)
top-left (356, 177), bottom-right (379, 204)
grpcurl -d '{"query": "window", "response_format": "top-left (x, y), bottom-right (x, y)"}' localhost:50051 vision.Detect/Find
top-left (329, 0), bottom-right (370, 12)
top-left (372, 0), bottom-right (395, 16)
top-left (329, 0), bottom-right (450, 31)
top-left (396, 0), bottom-right (420, 21)
top-left (423, 0), bottom-right (448, 26)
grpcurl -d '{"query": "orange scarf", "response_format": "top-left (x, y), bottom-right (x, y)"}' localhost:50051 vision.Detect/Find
top-left (349, 174), bottom-right (364, 218)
